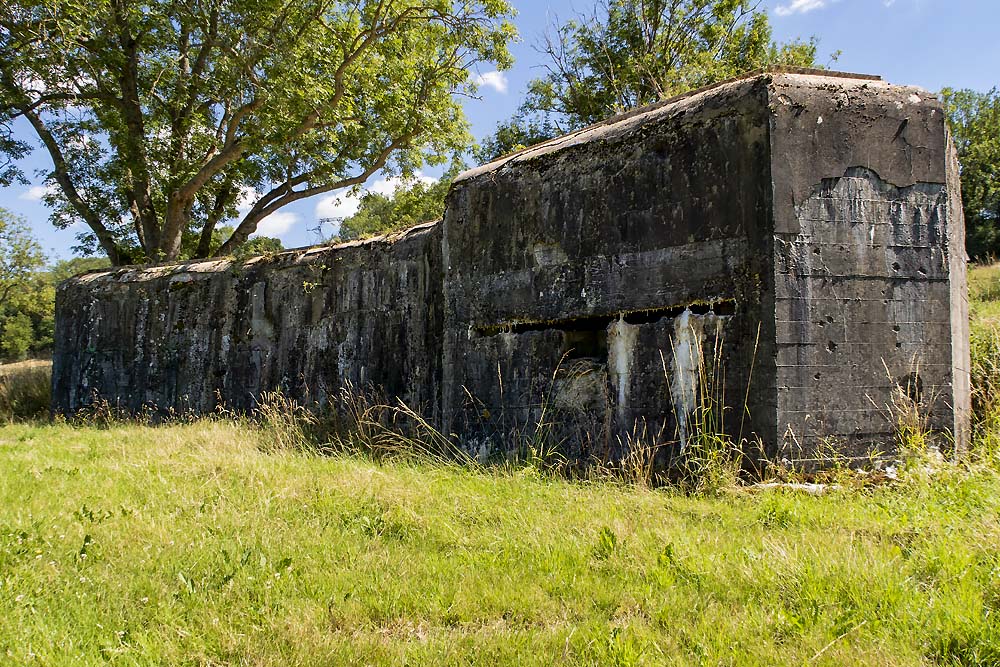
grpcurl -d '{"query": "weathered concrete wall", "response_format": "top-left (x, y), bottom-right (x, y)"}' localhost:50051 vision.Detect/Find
top-left (52, 222), bottom-right (443, 417)
top-left (441, 76), bottom-right (774, 463)
top-left (767, 75), bottom-right (970, 462)
top-left (52, 69), bottom-right (970, 467)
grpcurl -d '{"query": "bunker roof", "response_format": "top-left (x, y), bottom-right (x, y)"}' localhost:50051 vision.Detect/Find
top-left (64, 220), bottom-right (440, 286)
top-left (455, 68), bottom-right (930, 184)
top-left (67, 68), bottom-right (934, 287)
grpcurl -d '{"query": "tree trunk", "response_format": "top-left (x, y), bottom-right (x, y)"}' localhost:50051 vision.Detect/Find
top-left (159, 196), bottom-right (191, 261)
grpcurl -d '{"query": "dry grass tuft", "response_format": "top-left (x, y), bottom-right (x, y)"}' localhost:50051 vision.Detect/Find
top-left (0, 359), bottom-right (51, 421)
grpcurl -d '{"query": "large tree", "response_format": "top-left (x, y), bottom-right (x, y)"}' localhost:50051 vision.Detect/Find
top-left (942, 87), bottom-right (1000, 260)
top-left (478, 0), bottom-right (821, 161)
top-left (0, 0), bottom-right (514, 265)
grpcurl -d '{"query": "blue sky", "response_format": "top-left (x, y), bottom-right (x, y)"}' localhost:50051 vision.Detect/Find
top-left (2, 0), bottom-right (997, 261)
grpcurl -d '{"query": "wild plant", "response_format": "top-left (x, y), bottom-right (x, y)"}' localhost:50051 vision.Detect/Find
top-left (455, 352), bottom-right (576, 475)
top-left (613, 420), bottom-right (667, 488)
top-left (252, 388), bottom-right (318, 452)
top-left (666, 318), bottom-right (744, 493)
top-left (970, 321), bottom-right (1000, 464)
top-left (859, 357), bottom-right (947, 480)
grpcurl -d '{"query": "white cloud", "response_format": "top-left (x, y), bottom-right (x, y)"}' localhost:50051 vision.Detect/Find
top-left (775, 0), bottom-right (827, 15)
top-left (314, 190), bottom-right (362, 221)
top-left (473, 71), bottom-right (509, 94)
top-left (776, 0), bottom-right (899, 15)
top-left (774, 0), bottom-right (827, 16)
top-left (19, 184), bottom-right (57, 201)
top-left (250, 211), bottom-right (298, 239)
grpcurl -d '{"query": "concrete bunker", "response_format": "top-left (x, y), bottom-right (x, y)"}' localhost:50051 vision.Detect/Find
top-left (53, 69), bottom-right (971, 468)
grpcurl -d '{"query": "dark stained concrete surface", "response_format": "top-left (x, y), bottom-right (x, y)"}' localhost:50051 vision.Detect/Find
top-left (53, 70), bottom-right (971, 466)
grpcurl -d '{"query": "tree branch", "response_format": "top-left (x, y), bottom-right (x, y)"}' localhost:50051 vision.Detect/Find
top-left (195, 177), bottom-right (236, 258)
top-left (111, 0), bottom-right (161, 255)
top-left (216, 130), bottom-right (418, 256)
top-left (20, 108), bottom-right (123, 265)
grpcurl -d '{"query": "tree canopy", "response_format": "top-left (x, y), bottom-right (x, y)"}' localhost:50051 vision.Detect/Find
top-left (333, 164), bottom-right (460, 241)
top-left (1, 0), bottom-right (515, 265)
top-left (478, 0), bottom-right (821, 161)
top-left (942, 87), bottom-right (1000, 260)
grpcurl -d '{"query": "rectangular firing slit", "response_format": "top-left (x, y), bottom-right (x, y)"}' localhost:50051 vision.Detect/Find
top-left (471, 299), bottom-right (738, 339)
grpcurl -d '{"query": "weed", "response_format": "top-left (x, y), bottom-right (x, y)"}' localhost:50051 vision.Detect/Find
top-left (756, 495), bottom-right (796, 528)
top-left (613, 422), bottom-right (666, 488)
top-left (252, 389), bottom-right (318, 452)
top-left (592, 526), bottom-right (619, 560)
top-left (873, 357), bottom-right (940, 469)
top-left (600, 627), bottom-right (647, 667)
top-left (667, 319), bottom-right (744, 493)
top-left (331, 386), bottom-right (473, 465)
top-left (971, 320), bottom-right (1000, 464)
top-left (968, 262), bottom-right (1000, 464)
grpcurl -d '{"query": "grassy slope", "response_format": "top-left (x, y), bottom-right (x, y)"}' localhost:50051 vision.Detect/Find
top-left (2, 421), bottom-right (1000, 666)
top-left (2, 266), bottom-right (1000, 665)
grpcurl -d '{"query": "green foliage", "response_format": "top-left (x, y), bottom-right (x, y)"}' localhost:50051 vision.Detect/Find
top-left (0, 208), bottom-right (52, 361)
top-left (942, 88), bottom-right (1000, 260)
top-left (478, 0), bottom-right (822, 161)
top-left (206, 226), bottom-right (283, 259)
top-left (0, 209), bottom-right (45, 287)
top-left (49, 257), bottom-right (111, 283)
top-left (1, 0), bottom-right (515, 264)
top-left (234, 236), bottom-right (284, 259)
top-left (473, 115), bottom-right (559, 164)
top-left (1, 314), bottom-right (34, 361)
top-left (336, 166), bottom-right (461, 241)
top-left (592, 525), bottom-right (620, 560)
top-left (0, 209), bottom-right (113, 362)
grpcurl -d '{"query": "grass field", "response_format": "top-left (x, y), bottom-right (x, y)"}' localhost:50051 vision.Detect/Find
top-left (1, 265), bottom-right (1000, 665)
top-left (3, 420), bottom-right (1000, 666)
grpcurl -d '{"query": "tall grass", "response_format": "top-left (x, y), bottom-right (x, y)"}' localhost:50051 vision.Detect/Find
top-left (0, 359), bottom-right (51, 421)
top-left (969, 264), bottom-right (1000, 464)
top-left (10, 263), bottom-right (1000, 484)
top-left (671, 327), bottom-right (745, 493)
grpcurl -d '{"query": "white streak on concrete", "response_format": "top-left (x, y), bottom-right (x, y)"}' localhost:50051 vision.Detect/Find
top-left (501, 332), bottom-right (516, 356)
top-left (671, 309), bottom-right (704, 451)
top-left (607, 317), bottom-right (639, 424)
